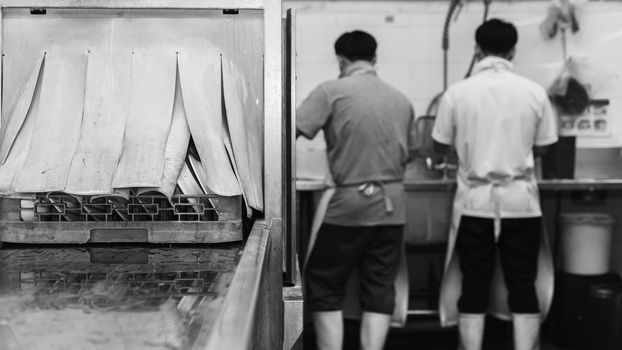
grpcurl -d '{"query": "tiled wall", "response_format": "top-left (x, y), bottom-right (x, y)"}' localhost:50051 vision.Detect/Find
top-left (289, 1), bottom-right (622, 179)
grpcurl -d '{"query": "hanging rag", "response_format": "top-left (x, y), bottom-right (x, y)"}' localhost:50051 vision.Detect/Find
top-left (541, 1), bottom-right (589, 116)
top-left (540, 0), bottom-right (579, 40)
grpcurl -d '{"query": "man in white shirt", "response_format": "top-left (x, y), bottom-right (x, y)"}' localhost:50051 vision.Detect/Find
top-left (432, 19), bottom-right (558, 350)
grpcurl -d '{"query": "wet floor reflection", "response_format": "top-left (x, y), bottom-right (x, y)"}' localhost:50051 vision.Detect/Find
top-left (0, 244), bottom-right (241, 350)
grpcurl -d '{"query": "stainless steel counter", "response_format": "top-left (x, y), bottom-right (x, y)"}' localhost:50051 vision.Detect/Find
top-left (0, 244), bottom-right (242, 350)
top-left (296, 179), bottom-right (622, 192)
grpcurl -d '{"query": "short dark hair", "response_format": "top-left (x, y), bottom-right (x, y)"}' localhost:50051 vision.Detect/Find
top-left (334, 30), bottom-right (377, 62)
top-left (475, 19), bottom-right (518, 55)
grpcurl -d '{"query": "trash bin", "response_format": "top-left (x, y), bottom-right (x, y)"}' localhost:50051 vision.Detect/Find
top-left (582, 283), bottom-right (622, 350)
top-left (542, 271), bottom-right (621, 348)
top-left (559, 213), bottom-right (614, 275)
top-left (542, 136), bottom-right (576, 179)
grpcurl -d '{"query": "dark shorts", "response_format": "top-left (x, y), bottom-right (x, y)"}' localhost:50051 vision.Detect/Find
top-left (305, 223), bottom-right (404, 315)
top-left (456, 215), bottom-right (542, 314)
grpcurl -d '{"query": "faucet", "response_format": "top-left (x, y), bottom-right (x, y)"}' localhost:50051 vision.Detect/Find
top-left (426, 155), bottom-right (458, 180)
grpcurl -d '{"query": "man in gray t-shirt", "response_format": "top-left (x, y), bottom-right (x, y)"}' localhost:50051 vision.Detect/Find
top-left (297, 30), bottom-right (416, 350)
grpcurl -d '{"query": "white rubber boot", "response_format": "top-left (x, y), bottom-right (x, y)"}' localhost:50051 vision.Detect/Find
top-left (512, 313), bottom-right (541, 350)
top-left (312, 310), bottom-right (343, 350)
top-left (458, 313), bottom-right (485, 350)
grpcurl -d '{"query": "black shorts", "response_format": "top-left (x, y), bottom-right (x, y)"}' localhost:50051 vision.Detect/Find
top-left (456, 216), bottom-right (542, 314)
top-left (305, 223), bottom-right (404, 314)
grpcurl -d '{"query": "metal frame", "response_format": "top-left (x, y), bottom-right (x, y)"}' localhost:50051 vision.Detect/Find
top-left (0, 1), bottom-right (286, 348)
top-left (283, 8), bottom-right (297, 284)
top-left (0, 0), bottom-right (283, 221)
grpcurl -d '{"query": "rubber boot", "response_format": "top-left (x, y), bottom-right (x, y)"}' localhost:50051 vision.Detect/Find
top-left (458, 313), bottom-right (485, 350)
top-left (512, 313), bottom-right (541, 350)
top-left (312, 311), bottom-right (343, 350)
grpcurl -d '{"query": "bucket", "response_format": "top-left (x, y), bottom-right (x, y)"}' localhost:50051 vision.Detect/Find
top-left (560, 213), bottom-right (615, 275)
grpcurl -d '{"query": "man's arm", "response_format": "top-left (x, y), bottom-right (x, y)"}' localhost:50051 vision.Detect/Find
top-left (533, 93), bottom-right (559, 155)
top-left (433, 140), bottom-right (453, 157)
top-left (533, 145), bottom-right (551, 158)
top-left (406, 106), bottom-right (418, 161)
top-left (296, 85), bottom-right (331, 140)
top-left (430, 92), bottom-right (456, 156)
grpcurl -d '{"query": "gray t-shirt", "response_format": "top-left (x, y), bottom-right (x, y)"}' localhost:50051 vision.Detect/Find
top-left (297, 62), bottom-right (416, 226)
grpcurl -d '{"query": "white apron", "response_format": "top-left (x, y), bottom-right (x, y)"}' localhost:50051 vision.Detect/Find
top-left (303, 187), bottom-right (409, 327)
top-left (438, 176), bottom-right (555, 327)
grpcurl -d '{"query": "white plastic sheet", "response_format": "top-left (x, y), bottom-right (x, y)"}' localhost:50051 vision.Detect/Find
top-left (178, 44), bottom-right (241, 197)
top-left (0, 55), bottom-right (44, 196)
top-left (65, 50), bottom-right (129, 195)
top-left (15, 50), bottom-right (87, 193)
top-left (112, 49), bottom-right (177, 188)
top-left (137, 65), bottom-right (191, 199)
top-left (1, 27), bottom-right (263, 212)
top-left (0, 56), bottom-right (44, 165)
top-left (222, 59), bottom-right (262, 211)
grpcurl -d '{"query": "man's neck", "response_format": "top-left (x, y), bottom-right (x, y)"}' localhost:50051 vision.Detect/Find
top-left (340, 60), bottom-right (375, 78)
top-left (478, 51), bottom-right (514, 62)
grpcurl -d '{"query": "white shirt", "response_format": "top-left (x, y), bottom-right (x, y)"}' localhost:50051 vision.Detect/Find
top-left (432, 56), bottom-right (558, 222)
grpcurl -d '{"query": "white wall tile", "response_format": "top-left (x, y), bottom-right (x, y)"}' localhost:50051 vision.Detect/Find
top-left (295, 26), bottom-right (342, 64)
top-left (295, 12), bottom-right (338, 28)
top-left (336, 13), bottom-right (412, 28)
top-left (375, 63), bottom-right (412, 98)
top-left (412, 99), bottom-right (434, 118)
top-left (376, 26), bottom-right (445, 64)
top-left (288, 0), bottom-right (622, 148)
top-left (295, 63), bottom-right (339, 104)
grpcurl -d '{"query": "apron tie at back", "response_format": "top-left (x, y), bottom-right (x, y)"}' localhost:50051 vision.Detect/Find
top-left (468, 174), bottom-right (531, 241)
top-left (355, 180), bottom-right (399, 214)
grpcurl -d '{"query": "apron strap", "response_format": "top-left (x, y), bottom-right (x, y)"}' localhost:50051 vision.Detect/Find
top-left (471, 174), bottom-right (531, 241)
top-left (491, 185), bottom-right (502, 241)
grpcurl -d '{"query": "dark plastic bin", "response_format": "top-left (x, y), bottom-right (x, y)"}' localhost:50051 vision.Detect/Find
top-left (543, 270), bottom-right (621, 348)
top-left (582, 283), bottom-right (622, 350)
top-left (542, 136), bottom-right (576, 179)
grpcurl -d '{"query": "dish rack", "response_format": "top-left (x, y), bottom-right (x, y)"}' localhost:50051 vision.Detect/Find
top-left (0, 193), bottom-right (243, 244)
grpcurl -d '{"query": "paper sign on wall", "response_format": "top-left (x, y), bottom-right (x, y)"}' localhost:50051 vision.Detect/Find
top-left (559, 99), bottom-right (611, 137)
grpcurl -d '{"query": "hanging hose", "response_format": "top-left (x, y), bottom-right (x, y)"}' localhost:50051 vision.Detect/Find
top-left (426, 0), bottom-right (492, 116)
top-left (441, 0), bottom-right (464, 92)
top-left (425, 0), bottom-right (462, 116)
top-left (419, 0), bottom-right (493, 166)
top-left (464, 0), bottom-right (492, 78)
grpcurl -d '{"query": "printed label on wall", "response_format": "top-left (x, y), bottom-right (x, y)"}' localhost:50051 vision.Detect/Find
top-left (559, 99), bottom-right (611, 137)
